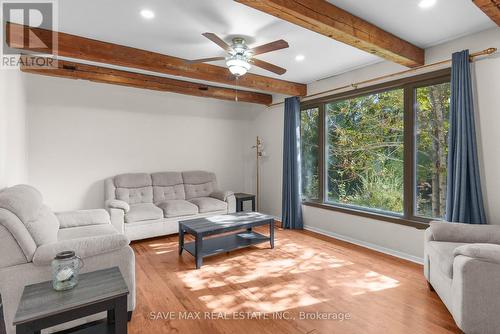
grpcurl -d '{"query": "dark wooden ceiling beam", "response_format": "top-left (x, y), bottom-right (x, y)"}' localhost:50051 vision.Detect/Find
top-left (20, 57), bottom-right (273, 105)
top-left (6, 22), bottom-right (306, 96)
top-left (235, 0), bottom-right (425, 67)
top-left (473, 0), bottom-right (500, 26)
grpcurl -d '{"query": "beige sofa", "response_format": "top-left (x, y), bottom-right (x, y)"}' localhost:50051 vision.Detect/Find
top-left (424, 221), bottom-right (500, 334)
top-left (0, 185), bottom-right (135, 334)
top-left (104, 170), bottom-right (236, 241)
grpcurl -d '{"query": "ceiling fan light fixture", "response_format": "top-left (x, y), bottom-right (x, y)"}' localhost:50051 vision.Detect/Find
top-left (226, 56), bottom-right (251, 76)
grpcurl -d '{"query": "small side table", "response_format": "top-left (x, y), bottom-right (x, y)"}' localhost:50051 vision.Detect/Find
top-left (234, 193), bottom-right (256, 212)
top-left (14, 267), bottom-right (129, 334)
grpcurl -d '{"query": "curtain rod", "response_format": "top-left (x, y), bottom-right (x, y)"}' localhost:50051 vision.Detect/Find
top-left (269, 47), bottom-right (497, 107)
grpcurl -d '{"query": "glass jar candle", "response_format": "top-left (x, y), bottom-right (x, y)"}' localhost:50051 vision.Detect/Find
top-left (51, 251), bottom-right (84, 291)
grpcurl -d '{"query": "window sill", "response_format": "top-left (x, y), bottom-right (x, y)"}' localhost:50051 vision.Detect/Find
top-left (302, 201), bottom-right (430, 230)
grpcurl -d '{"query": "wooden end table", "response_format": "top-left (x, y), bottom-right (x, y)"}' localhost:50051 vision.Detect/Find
top-left (14, 267), bottom-right (129, 334)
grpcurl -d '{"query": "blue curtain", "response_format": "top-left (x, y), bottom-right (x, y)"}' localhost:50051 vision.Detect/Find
top-left (282, 96), bottom-right (303, 229)
top-left (445, 50), bottom-right (487, 224)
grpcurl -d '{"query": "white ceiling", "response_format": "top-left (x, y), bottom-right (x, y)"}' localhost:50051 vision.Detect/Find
top-left (328, 0), bottom-right (495, 48)
top-left (54, 0), bottom-right (494, 84)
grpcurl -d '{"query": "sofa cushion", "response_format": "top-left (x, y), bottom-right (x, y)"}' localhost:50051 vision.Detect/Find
top-left (182, 171), bottom-right (217, 200)
top-left (0, 224), bottom-right (29, 267)
top-left (0, 207), bottom-right (37, 263)
top-left (125, 203), bottom-right (163, 223)
top-left (454, 243), bottom-right (500, 265)
top-left (114, 173), bottom-right (152, 188)
top-left (58, 224), bottom-right (119, 240)
top-left (427, 241), bottom-right (468, 278)
top-left (152, 172), bottom-right (186, 202)
top-left (153, 185), bottom-right (185, 202)
top-left (116, 186), bottom-right (153, 204)
top-left (33, 233), bottom-right (129, 265)
top-left (25, 205), bottom-right (59, 246)
top-left (0, 184), bottom-right (43, 223)
top-left (156, 200), bottom-right (198, 218)
top-left (152, 172), bottom-right (183, 187)
top-left (56, 209), bottom-right (111, 229)
top-left (430, 221), bottom-right (500, 244)
top-left (189, 197), bottom-right (227, 213)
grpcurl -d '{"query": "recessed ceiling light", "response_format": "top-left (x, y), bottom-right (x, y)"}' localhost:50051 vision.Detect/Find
top-left (295, 54), bottom-right (305, 62)
top-left (418, 0), bottom-right (436, 9)
top-left (140, 9), bottom-right (155, 19)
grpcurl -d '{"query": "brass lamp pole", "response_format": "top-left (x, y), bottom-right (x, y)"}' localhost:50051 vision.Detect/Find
top-left (252, 136), bottom-right (264, 211)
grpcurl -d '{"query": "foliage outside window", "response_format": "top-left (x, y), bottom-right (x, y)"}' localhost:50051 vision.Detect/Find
top-left (300, 108), bottom-right (320, 201)
top-left (326, 89), bottom-right (404, 215)
top-left (300, 70), bottom-right (451, 224)
top-left (415, 83), bottom-right (450, 219)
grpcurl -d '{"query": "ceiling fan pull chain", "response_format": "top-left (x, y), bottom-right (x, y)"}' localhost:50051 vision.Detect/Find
top-left (235, 76), bottom-right (239, 102)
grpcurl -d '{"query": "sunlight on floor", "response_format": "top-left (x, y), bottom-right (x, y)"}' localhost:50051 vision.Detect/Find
top-left (199, 282), bottom-right (325, 313)
top-left (177, 240), bottom-right (350, 290)
top-left (328, 270), bottom-right (400, 296)
top-left (148, 242), bottom-right (177, 255)
top-left (168, 235), bottom-right (401, 312)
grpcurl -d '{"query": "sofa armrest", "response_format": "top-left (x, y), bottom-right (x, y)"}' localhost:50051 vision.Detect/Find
top-left (32, 233), bottom-right (130, 266)
top-left (210, 191), bottom-right (236, 213)
top-left (210, 190), bottom-right (234, 201)
top-left (429, 221), bottom-right (500, 244)
top-left (454, 244), bottom-right (500, 265)
top-left (109, 208), bottom-right (125, 234)
top-left (56, 209), bottom-right (111, 229)
top-left (451, 248), bottom-right (500, 332)
top-left (424, 226), bottom-right (434, 242)
top-left (105, 199), bottom-right (130, 213)
top-left (227, 194), bottom-right (236, 213)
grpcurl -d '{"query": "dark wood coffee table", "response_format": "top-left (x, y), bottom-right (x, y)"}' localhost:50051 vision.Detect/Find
top-left (179, 212), bottom-right (275, 269)
top-left (14, 267), bottom-right (128, 334)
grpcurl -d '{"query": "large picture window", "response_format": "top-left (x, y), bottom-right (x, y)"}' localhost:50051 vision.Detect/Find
top-left (300, 69), bottom-right (451, 227)
top-left (326, 88), bottom-right (404, 215)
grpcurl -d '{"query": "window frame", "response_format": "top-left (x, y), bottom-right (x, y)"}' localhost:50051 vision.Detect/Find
top-left (300, 68), bottom-right (451, 230)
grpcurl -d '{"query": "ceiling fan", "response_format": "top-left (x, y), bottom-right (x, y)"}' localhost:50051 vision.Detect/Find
top-left (186, 33), bottom-right (289, 77)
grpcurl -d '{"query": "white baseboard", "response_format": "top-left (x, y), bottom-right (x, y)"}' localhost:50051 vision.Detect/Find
top-left (304, 225), bottom-right (424, 265)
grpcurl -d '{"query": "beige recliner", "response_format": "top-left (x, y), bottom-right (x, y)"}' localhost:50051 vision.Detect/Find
top-left (424, 221), bottom-right (500, 334)
top-left (0, 185), bottom-right (135, 334)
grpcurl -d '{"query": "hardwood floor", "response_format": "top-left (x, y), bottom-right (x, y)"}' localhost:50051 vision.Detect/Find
top-left (129, 227), bottom-right (461, 334)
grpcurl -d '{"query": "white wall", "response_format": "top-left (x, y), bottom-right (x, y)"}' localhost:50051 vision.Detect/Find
top-left (252, 27), bottom-right (500, 262)
top-left (248, 105), bottom-right (283, 216)
top-left (25, 75), bottom-right (263, 211)
top-left (0, 71), bottom-right (28, 188)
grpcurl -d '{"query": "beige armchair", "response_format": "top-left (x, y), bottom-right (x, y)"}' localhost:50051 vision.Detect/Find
top-left (0, 185), bottom-right (135, 334)
top-left (424, 221), bottom-right (500, 334)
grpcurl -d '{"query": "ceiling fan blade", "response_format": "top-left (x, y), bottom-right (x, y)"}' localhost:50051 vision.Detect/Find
top-left (251, 58), bottom-right (287, 75)
top-left (202, 33), bottom-right (232, 51)
top-left (185, 57), bottom-right (226, 64)
top-left (251, 39), bottom-right (289, 55)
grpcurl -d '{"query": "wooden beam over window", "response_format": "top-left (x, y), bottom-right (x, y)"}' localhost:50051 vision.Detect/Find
top-left (473, 0), bottom-right (500, 26)
top-left (6, 22), bottom-right (306, 96)
top-left (235, 0), bottom-right (425, 67)
top-left (20, 57), bottom-right (273, 105)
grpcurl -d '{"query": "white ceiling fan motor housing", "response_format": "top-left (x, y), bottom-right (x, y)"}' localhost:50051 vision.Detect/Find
top-left (226, 37), bottom-right (252, 76)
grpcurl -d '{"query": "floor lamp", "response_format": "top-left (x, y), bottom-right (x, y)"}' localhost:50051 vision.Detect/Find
top-left (252, 136), bottom-right (265, 211)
